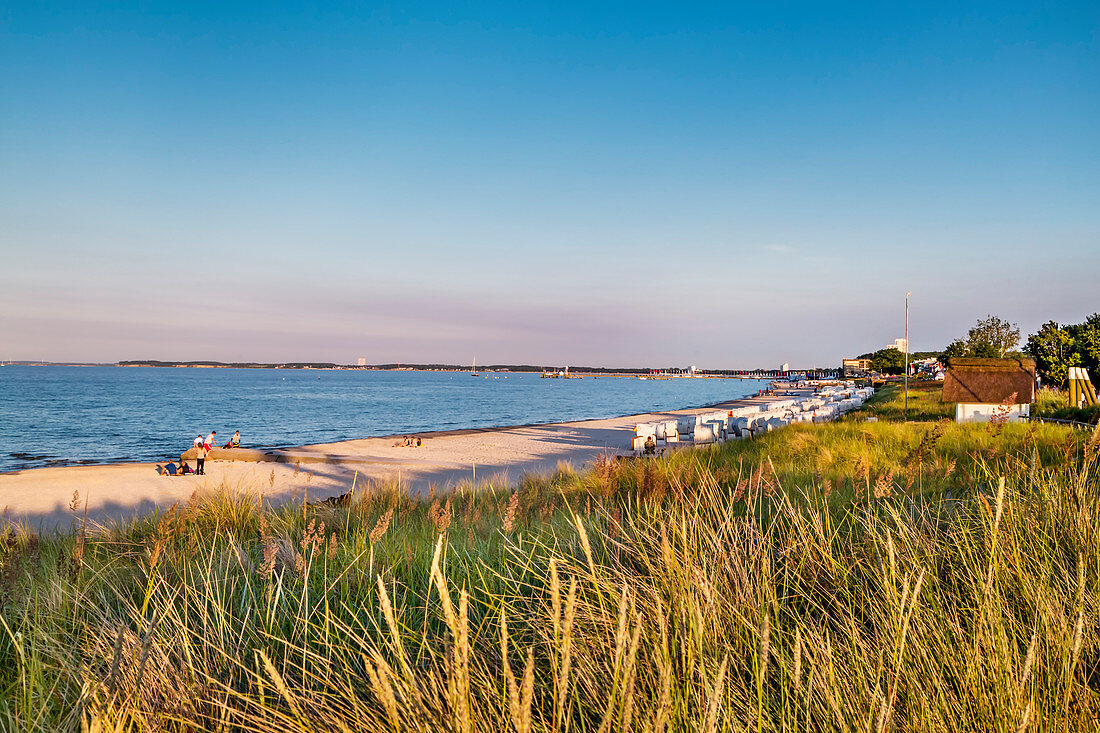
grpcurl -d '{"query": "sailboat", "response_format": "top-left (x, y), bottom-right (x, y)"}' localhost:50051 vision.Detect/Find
top-left (470, 358), bottom-right (479, 377)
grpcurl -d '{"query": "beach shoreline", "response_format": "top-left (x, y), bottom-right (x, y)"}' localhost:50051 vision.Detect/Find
top-left (0, 389), bottom-right (788, 530)
top-left (0, 366), bottom-right (774, 473)
top-left (1, 387), bottom-right (774, 474)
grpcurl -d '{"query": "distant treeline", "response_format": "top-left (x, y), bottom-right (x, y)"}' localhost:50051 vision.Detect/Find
top-left (115, 360), bottom-right (679, 373)
top-left (115, 360), bottom-right (817, 375)
top-left (118, 360), bottom-right (346, 369)
top-left (116, 360), bottom-right (634, 371)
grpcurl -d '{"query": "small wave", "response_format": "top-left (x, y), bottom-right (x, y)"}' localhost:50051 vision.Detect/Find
top-left (10, 452), bottom-right (54, 461)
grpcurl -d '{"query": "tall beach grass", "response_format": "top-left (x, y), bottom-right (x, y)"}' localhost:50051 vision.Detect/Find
top-left (1, 398), bottom-right (1098, 730)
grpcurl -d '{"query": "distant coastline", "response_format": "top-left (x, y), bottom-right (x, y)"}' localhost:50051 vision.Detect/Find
top-left (2, 361), bottom-right (843, 379)
top-left (116, 360), bottom-right (567, 372)
top-left (111, 361), bottom-right (836, 378)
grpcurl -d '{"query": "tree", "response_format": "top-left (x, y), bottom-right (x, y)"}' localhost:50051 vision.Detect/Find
top-left (1069, 313), bottom-right (1100, 377)
top-left (1022, 314), bottom-right (1100, 386)
top-left (944, 315), bottom-right (1021, 359)
top-left (966, 315), bottom-right (1020, 358)
top-left (867, 347), bottom-right (905, 375)
top-left (1025, 321), bottom-right (1078, 387)
top-left (943, 339), bottom-right (968, 359)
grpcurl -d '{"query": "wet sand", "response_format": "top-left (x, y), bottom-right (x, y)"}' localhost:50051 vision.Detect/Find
top-left (0, 393), bottom-right (784, 530)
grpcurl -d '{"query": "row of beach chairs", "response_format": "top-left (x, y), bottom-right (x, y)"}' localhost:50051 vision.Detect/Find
top-left (630, 384), bottom-right (874, 451)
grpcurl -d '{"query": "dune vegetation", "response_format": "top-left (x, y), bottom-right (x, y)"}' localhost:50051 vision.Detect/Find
top-left (1033, 386), bottom-right (1100, 426)
top-left (1, 385), bottom-right (1099, 731)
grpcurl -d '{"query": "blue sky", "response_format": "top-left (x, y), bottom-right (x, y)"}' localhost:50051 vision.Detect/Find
top-left (1, 2), bottom-right (1097, 367)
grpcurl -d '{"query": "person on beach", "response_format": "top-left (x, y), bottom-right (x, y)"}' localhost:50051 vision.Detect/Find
top-left (416, 436), bottom-right (422, 447)
top-left (225, 431), bottom-right (240, 448)
top-left (195, 442), bottom-right (208, 475)
top-left (205, 430), bottom-right (216, 450)
top-left (189, 434), bottom-right (203, 473)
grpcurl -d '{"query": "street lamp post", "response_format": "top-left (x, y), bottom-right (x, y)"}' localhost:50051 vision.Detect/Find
top-left (904, 292), bottom-right (910, 421)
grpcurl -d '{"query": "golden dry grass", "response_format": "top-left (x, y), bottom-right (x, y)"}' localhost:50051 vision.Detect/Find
top-left (1, 420), bottom-right (1098, 731)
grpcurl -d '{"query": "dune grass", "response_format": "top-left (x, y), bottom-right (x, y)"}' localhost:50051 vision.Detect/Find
top-left (862, 377), bottom-right (1100, 426)
top-left (1034, 386), bottom-right (1100, 426)
top-left (1, 408), bottom-right (1099, 730)
top-left (856, 381), bottom-right (951, 422)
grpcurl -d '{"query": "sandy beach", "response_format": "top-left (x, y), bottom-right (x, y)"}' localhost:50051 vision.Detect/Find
top-left (0, 392), bottom-right (783, 530)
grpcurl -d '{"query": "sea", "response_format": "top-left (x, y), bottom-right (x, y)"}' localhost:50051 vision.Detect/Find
top-left (0, 366), bottom-right (770, 472)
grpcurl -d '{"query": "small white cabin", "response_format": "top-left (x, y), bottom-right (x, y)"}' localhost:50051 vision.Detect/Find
top-left (942, 358), bottom-right (1036, 424)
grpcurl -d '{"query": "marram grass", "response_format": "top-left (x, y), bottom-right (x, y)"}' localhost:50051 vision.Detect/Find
top-left (1, 419), bottom-right (1099, 731)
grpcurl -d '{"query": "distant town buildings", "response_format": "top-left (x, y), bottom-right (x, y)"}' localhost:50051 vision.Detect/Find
top-left (357, 358), bottom-right (366, 366)
top-left (885, 338), bottom-right (909, 353)
top-left (842, 357), bottom-right (872, 376)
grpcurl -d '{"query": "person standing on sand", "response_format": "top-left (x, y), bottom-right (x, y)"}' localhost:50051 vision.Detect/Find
top-left (196, 441), bottom-right (208, 475)
top-left (205, 430), bottom-right (216, 450)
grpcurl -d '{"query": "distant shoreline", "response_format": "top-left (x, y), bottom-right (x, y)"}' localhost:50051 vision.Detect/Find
top-left (0, 360), bottom-right (837, 378)
top-left (113, 360), bottom-right (746, 376)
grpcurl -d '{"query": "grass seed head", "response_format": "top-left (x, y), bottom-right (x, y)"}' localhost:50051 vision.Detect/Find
top-left (370, 508), bottom-right (393, 544)
top-left (502, 491), bottom-right (518, 533)
top-left (873, 469), bottom-right (894, 499)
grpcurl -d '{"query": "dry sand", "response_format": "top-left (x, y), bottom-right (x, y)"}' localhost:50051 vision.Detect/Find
top-left (0, 393), bottom-right (782, 530)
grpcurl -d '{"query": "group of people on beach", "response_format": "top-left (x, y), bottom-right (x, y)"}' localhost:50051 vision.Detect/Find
top-left (159, 429), bottom-right (241, 476)
top-left (190, 430), bottom-right (242, 474)
top-left (393, 435), bottom-right (423, 447)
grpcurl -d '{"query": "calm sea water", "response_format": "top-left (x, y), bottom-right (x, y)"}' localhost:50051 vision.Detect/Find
top-left (0, 366), bottom-right (769, 471)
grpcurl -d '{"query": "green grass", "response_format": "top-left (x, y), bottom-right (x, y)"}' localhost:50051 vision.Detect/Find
top-left (1034, 386), bottom-right (1100, 426)
top-left (1, 404), bottom-right (1099, 730)
top-left (864, 379), bottom-right (1100, 426)
top-left (857, 381), bottom-right (952, 422)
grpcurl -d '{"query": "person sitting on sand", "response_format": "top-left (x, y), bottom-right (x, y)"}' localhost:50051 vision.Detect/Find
top-left (158, 461), bottom-right (180, 476)
top-left (224, 430), bottom-right (240, 448)
top-left (416, 436), bottom-right (422, 447)
top-left (393, 435), bottom-right (413, 447)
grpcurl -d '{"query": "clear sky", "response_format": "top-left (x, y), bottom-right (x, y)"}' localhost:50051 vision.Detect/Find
top-left (1, 2), bottom-right (1097, 368)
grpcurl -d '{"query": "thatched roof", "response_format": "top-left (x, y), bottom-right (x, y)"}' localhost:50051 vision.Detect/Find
top-left (941, 357), bottom-right (1036, 404)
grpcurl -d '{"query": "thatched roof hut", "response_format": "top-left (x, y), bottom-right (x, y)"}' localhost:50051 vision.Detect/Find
top-left (942, 357), bottom-right (1036, 404)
